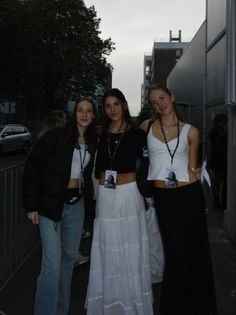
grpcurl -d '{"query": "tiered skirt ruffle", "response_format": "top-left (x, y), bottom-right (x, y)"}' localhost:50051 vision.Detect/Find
top-left (86, 182), bottom-right (153, 315)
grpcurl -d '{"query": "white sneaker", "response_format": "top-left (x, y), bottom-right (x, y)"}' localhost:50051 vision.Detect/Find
top-left (74, 252), bottom-right (89, 267)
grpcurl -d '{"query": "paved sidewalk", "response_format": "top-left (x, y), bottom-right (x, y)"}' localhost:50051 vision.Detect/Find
top-left (0, 209), bottom-right (235, 315)
top-left (207, 208), bottom-right (236, 315)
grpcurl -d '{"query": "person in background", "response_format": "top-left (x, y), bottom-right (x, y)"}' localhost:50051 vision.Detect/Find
top-left (49, 109), bottom-right (69, 121)
top-left (86, 88), bottom-right (153, 314)
top-left (38, 114), bottom-right (66, 138)
top-left (208, 113), bottom-right (228, 210)
top-left (141, 83), bottom-right (217, 315)
top-left (22, 98), bottom-right (97, 315)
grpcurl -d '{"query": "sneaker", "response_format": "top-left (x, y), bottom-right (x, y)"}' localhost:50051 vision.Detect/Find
top-left (82, 230), bottom-right (91, 239)
top-left (74, 252), bottom-right (89, 267)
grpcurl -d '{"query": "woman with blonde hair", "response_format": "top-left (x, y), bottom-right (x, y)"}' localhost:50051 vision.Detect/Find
top-left (140, 83), bottom-right (217, 314)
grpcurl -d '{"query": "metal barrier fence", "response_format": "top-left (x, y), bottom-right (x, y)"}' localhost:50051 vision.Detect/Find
top-left (0, 163), bottom-right (40, 291)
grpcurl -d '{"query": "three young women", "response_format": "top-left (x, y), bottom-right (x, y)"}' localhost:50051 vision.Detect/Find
top-left (141, 83), bottom-right (217, 314)
top-left (22, 99), bottom-right (97, 315)
top-left (86, 88), bottom-right (153, 314)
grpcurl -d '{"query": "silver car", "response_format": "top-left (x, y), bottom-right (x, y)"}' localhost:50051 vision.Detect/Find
top-left (0, 124), bottom-right (32, 153)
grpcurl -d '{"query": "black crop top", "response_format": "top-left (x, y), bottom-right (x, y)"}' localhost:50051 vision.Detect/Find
top-left (95, 126), bottom-right (146, 178)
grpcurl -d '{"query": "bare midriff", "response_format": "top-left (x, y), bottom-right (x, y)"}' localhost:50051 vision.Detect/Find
top-left (67, 178), bottom-right (80, 189)
top-left (99, 172), bottom-right (136, 185)
top-left (154, 168), bottom-right (198, 188)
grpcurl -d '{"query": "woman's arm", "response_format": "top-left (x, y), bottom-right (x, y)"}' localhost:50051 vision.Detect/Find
top-left (22, 129), bottom-right (57, 213)
top-left (139, 119), bottom-right (150, 132)
top-left (188, 126), bottom-right (201, 179)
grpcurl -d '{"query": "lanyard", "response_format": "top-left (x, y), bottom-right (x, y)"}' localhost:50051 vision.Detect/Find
top-left (160, 119), bottom-right (180, 166)
top-left (107, 130), bottom-right (126, 170)
top-left (78, 144), bottom-right (87, 178)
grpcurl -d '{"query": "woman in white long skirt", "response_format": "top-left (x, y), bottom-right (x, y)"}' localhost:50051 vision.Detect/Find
top-left (86, 88), bottom-right (153, 315)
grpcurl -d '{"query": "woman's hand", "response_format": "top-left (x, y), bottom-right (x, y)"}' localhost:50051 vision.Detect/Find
top-left (192, 167), bottom-right (201, 180)
top-left (27, 211), bottom-right (39, 225)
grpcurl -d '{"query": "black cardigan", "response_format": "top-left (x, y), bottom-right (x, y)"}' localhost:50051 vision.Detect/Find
top-left (22, 127), bottom-right (96, 222)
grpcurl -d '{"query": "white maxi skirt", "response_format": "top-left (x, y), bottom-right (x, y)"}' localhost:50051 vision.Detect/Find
top-left (85, 182), bottom-right (153, 315)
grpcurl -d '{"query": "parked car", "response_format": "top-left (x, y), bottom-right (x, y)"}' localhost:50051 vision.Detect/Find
top-left (0, 124), bottom-right (32, 154)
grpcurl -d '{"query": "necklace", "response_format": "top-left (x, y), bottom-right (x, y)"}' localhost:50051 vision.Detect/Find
top-left (114, 134), bottom-right (120, 144)
top-left (109, 122), bottom-right (126, 134)
top-left (107, 126), bottom-right (126, 170)
top-left (162, 122), bottom-right (177, 135)
top-left (162, 122), bottom-right (177, 128)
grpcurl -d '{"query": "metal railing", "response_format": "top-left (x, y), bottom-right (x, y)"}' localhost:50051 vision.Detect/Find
top-left (0, 163), bottom-right (40, 291)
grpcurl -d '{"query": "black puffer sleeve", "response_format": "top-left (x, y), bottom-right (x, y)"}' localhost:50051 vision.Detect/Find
top-left (22, 128), bottom-right (59, 212)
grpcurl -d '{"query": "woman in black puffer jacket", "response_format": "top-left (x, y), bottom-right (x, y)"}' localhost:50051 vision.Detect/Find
top-left (22, 98), bottom-right (97, 315)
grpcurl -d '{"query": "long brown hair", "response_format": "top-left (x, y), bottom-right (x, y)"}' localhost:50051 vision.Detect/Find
top-left (67, 98), bottom-right (98, 153)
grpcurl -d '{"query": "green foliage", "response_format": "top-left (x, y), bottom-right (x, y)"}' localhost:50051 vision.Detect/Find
top-left (0, 0), bottom-right (114, 112)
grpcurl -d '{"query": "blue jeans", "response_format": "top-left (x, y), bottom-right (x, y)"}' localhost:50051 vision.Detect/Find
top-left (34, 199), bottom-right (84, 315)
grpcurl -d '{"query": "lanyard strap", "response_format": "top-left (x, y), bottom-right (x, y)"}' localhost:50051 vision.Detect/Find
top-left (107, 130), bottom-right (126, 170)
top-left (78, 144), bottom-right (87, 175)
top-left (160, 119), bottom-right (180, 166)
top-left (77, 144), bottom-right (87, 192)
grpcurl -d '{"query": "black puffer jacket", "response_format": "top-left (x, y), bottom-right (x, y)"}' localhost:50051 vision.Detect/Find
top-left (22, 127), bottom-right (95, 222)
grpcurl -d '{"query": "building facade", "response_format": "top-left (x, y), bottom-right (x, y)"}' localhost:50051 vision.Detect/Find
top-left (167, 0), bottom-right (236, 243)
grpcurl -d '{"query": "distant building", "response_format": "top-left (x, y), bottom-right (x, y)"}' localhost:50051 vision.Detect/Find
top-left (141, 30), bottom-right (188, 112)
top-left (151, 33), bottom-right (188, 86)
top-left (141, 55), bottom-right (152, 109)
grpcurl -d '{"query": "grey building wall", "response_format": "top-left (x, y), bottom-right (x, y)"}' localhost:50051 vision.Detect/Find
top-left (206, 36), bottom-right (226, 106)
top-left (165, 0), bottom-right (235, 243)
top-left (207, 0), bottom-right (227, 46)
top-left (226, 0), bottom-right (236, 105)
top-left (206, 0), bottom-right (236, 243)
top-left (224, 0), bottom-right (236, 243)
top-left (167, 22), bottom-right (206, 151)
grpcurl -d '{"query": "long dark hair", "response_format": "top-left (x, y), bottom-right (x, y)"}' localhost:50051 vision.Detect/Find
top-left (67, 98), bottom-right (97, 153)
top-left (101, 88), bottom-right (133, 131)
top-left (148, 83), bottom-right (180, 120)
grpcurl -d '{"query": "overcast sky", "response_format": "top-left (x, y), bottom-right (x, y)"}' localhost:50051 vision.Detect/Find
top-left (84, 0), bottom-right (206, 116)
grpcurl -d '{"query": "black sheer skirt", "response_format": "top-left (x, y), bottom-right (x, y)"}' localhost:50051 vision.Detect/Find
top-left (153, 181), bottom-right (217, 315)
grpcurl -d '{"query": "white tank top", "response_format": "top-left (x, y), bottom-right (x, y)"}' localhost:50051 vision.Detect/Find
top-left (147, 123), bottom-right (191, 182)
top-left (70, 144), bottom-right (91, 179)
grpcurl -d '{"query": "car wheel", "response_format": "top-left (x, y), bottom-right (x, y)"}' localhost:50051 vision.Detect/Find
top-left (23, 142), bottom-right (31, 153)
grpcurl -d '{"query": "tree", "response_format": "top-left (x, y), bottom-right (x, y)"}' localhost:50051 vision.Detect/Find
top-left (0, 0), bottom-right (114, 117)
top-left (0, 0), bottom-right (23, 102)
